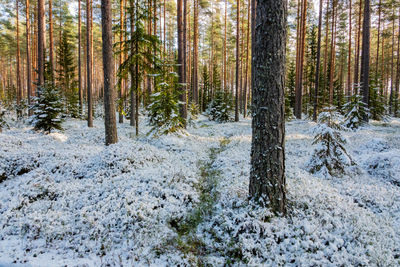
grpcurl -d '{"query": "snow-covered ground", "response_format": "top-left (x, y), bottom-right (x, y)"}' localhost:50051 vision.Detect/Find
top-left (0, 115), bottom-right (400, 266)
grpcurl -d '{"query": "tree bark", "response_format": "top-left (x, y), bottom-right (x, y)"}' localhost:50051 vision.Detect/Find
top-left (26, 0), bottom-right (33, 115)
top-left (49, 0), bottom-right (55, 82)
top-left (394, 8), bottom-right (400, 116)
top-left (354, 0), bottom-right (362, 88)
top-left (250, 0), bottom-right (287, 215)
top-left (78, 0), bottom-right (83, 116)
top-left (101, 0), bottom-right (118, 145)
top-left (37, 0), bottom-right (45, 87)
top-left (118, 0), bottom-right (125, 123)
top-left (360, 0), bottom-right (370, 121)
top-left (235, 0), bottom-right (240, 122)
top-left (16, 0), bottom-right (22, 113)
top-left (347, 0), bottom-right (352, 96)
top-left (313, 0), bottom-right (323, 121)
top-left (375, 0), bottom-right (381, 79)
top-left (177, 0), bottom-right (187, 125)
top-left (223, 0), bottom-right (227, 92)
top-left (328, 0), bottom-right (336, 105)
top-left (243, 0), bottom-right (250, 118)
top-left (192, 0), bottom-right (199, 104)
top-left (87, 0), bottom-right (93, 127)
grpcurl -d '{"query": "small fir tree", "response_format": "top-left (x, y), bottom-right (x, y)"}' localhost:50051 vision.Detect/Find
top-left (57, 29), bottom-right (79, 118)
top-left (0, 106), bottom-right (8, 133)
top-left (201, 65), bottom-right (211, 112)
top-left (343, 93), bottom-right (369, 130)
top-left (307, 106), bottom-right (354, 177)
top-left (30, 82), bottom-right (64, 133)
top-left (206, 89), bottom-right (234, 122)
top-left (369, 78), bottom-right (386, 121)
top-left (147, 70), bottom-right (184, 136)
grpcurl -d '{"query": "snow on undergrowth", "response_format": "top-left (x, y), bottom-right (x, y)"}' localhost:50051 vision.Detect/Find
top-left (0, 116), bottom-right (400, 266)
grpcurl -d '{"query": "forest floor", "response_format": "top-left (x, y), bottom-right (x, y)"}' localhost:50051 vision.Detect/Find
top-left (0, 115), bottom-right (400, 266)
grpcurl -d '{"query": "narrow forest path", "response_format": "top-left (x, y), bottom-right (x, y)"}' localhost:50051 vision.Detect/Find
top-left (168, 135), bottom-right (231, 265)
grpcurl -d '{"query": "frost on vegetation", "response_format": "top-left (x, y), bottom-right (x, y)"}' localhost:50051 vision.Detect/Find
top-left (0, 106), bottom-right (9, 132)
top-left (206, 89), bottom-right (234, 123)
top-left (307, 107), bottom-right (355, 177)
top-left (30, 82), bottom-right (64, 133)
top-left (342, 94), bottom-right (369, 130)
top-left (147, 75), bottom-right (184, 136)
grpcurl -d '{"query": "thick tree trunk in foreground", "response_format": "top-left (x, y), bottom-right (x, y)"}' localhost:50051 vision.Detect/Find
top-left (16, 0), bottom-right (22, 113)
top-left (250, 0), bottom-right (287, 215)
top-left (49, 0), bottom-right (55, 81)
top-left (360, 0), bottom-right (370, 122)
top-left (101, 0), bottom-right (118, 145)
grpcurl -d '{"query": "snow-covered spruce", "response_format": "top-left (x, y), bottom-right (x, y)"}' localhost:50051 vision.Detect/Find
top-left (307, 107), bottom-right (354, 177)
top-left (206, 89), bottom-right (233, 123)
top-left (147, 82), bottom-right (184, 136)
top-left (30, 82), bottom-right (64, 133)
top-left (342, 94), bottom-right (369, 130)
top-left (0, 107), bottom-right (8, 133)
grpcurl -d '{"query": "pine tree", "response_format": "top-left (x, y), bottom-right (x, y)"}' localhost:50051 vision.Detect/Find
top-left (31, 82), bottom-right (64, 133)
top-left (307, 106), bottom-right (354, 177)
top-left (57, 29), bottom-right (79, 118)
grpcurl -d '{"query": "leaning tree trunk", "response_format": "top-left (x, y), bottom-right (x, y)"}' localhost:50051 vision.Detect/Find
top-left (360, 0), bottom-right (370, 121)
top-left (250, 0), bottom-right (287, 215)
top-left (101, 0), bottom-right (118, 145)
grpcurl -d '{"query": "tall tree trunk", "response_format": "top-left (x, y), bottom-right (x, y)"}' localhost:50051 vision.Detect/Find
top-left (250, 0), bottom-right (286, 215)
top-left (192, 0), bottom-right (199, 104)
top-left (223, 0), bottom-right (227, 91)
top-left (177, 0), bottom-right (187, 125)
top-left (26, 0), bottom-right (33, 115)
top-left (389, 7), bottom-right (395, 114)
top-left (294, 0), bottom-right (307, 119)
top-left (49, 0), bottom-right (55, 82)
top-left (37, 0), bottom-right (45, 87)
top-left (86, 0), bottom-right (93, 127)
top-left (360, 0), bottom-right (370, 121)
top-left (129, 0), bottom-right (136, 128)
top-left (313, 0), bottom-right (323, 121)
top-left (118, 0), bottom-right (125, 123)
top-left (354, 0), bottom-right (362, 89)
top-left (16, 0), bottom-right (22, 115)
top-left (235, 0), bottom-right (240, 122)
top-left (78, 0), bottom-right (83, 115)
top-left (328, 0), bottom-right (336, 105)
top-left (375, 0), bottom-right (381, 79)
top-left (347, 0), bottom-right (352, 96)
top-left (394, 8), bottom-right (400, 117)
top-left (243, 0), bottom-right (250, 118)
top-left (101, 0), bottom-right (118, 145)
